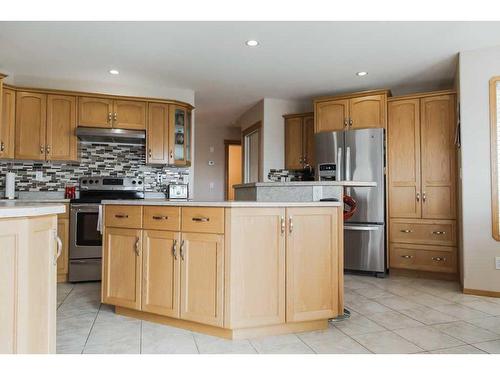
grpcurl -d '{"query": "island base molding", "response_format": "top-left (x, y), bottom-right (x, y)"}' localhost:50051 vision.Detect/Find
top-left (115, 307), bottom-right (329, 340)
top-left (389, 268), bottom-right (458, 281)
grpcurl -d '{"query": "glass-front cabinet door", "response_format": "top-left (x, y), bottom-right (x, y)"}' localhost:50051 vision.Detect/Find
top-left (169, 105), bottom-right (191, 166)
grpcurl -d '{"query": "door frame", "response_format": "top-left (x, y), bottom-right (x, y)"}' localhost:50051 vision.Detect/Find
top-left (241, 121), bottom-right (262, 183)
top-left (224, 139), bottom-right (242, 200)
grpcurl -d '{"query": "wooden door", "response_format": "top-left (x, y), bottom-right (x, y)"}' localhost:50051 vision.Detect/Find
top-left (224, 208), bottom-right (285, 328)
top-left (142, 230), bottom-right (180, 318)
top-left (180, 232), bottom-right (224, 327)
top-left (350, 94), bottom-right (386, 129)
top-left (284, 117), bottom-right (304, 169)
top-left (113, 100), bottom-right (146, 130)
top-left (15, 91), bottom-right (47, 160)
top-left (56, 218), bottom-right (69, 278)
top-left (315, 99), bottom-right (349, 132)
top-left (420, 95), bottom-right (456, 219)
top-left (78, 96), bottom-right (113, 128)
top-left (286, 207), bottom-right (340, 322)
top-left (303, 115), bottom-right (315, 169)
top-left (169, 105), bottom-right (189, 166)
top-left (147, 103), bottom-right (169, 164)
top-left (46, 95), bottom-right (77, 161)
top-left (388, 99), bottom-right (422, 218)
top-left (0, 88), bottom-right (15, 159)
top-left (102, 227), bottom-right (142, 310)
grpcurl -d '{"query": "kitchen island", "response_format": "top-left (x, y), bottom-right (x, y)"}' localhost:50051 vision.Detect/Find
top-left (101, 200), bottom-right (343, 339)
top-left (0, 201), bottom-right (65, 354)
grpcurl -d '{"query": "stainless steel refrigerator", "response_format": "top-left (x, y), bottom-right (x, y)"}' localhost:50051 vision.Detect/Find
top-left (315, 128), bottom-right (386, 275)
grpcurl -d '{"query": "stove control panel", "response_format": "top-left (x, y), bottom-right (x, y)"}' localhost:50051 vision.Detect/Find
top-left (79, 177), bottom-right (144, 191)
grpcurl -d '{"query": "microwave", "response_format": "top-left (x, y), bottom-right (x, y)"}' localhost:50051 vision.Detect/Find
top-left (167, 183), bottom-right (188, 199)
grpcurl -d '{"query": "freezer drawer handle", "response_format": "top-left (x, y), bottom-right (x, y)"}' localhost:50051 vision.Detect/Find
top-left (400, 255), bottom-right (413, 259)
top-left (432, 231), bottom-right (446, 235)
top-left (345, 226), bottom-right (380, 231)
top-left (400, 229), bottom-right (413, 233)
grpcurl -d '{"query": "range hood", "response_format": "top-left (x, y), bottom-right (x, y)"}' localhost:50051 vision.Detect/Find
top-left (76, 127), bottom-right (146, 144)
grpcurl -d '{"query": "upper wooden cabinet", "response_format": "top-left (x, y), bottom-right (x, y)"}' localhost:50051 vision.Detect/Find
top-left (15, 92), bottom-right (47, 160)
top-left (147, 102), bottom-right (169, 164)
top-left (46, 95), bottom-right (77, 161)
top-left (1, 87), bottom-right (15, 159)
top-left (78, 97), bottom-right (146, 129)
top-left (284, 113), bottom-right (315, 169)
top-left (169, 105), bottom-right (191, 166)
top-left (314, 91), bottom-right (389, 133)
top-left (388, 93), bottom-right (456, 220)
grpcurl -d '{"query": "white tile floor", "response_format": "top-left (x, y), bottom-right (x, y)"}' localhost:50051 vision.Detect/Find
top-left (56, 274), bottom-right (500, 354)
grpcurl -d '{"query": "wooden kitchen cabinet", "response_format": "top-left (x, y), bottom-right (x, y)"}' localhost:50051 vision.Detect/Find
top-left (169, 105), bottom-right (191, 166)
top-left (0, 87), bottom-right (15, 159)
top-left (78, 97), bottom-right (113, 128)
top-left (349, 94), bottom-right (386, 129)
top-left (147, 102), bottom-right (169, 164)
top-left (102, 227), bottom-right (142, 310)
top-left (113, 100), bottom-right (146, 130)
top-left (315, 99), bottom-right (349, 132)
top-left (56, 216), bottom-right (69, 282)
top-left (284, 113), bottom-right (315, 170)
top-left (142, 230), bottom-right (180, 318)
top-left (180, 232), bottom-right (224, 327)
top-left (46, 95), bottom-right (77, 161)
top-left (15, 91), bottom-right (47, 160)
top-left (286, 207), bottom-right (341, 322)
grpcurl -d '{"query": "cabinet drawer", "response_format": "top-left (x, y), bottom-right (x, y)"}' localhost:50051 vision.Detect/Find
top-left (143, 206), bottom-right (180, 231)
top-left (181, 207), bottom-right (224, 234)
top-left (105, 205), bottom-right (143, 228)
top-left (390, 244), bottom-right (457, 273)
top-left (390, 220), bottom-right (456, 246)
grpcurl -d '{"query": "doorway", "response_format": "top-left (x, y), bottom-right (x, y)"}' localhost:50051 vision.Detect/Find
top-left (224, 140), bottom-right (242, 200)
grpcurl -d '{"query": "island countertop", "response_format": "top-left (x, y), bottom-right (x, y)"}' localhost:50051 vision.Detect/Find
top-left (101, 199), bottom-right (342, 207)
top-left (0, 201), bottom-right (66, 219)
top-left (233, 180), bottom-right (377, 188)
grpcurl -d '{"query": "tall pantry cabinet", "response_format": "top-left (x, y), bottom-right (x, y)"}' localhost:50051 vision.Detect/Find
top-left (387, 92), bottom-right (458, 275)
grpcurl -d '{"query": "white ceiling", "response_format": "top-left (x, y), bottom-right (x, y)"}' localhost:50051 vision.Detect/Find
top-left (1, 21), bottom-right (500, 128)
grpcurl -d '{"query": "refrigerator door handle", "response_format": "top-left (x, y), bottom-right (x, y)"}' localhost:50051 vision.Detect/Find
top-left (337, 147), bottom-right (342, 181)
top-left (346, 146), bottom-right (351, 181)
top-left (345, 225), bottom-right (380, 231)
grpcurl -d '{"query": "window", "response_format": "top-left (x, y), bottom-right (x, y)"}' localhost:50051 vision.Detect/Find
top-left (242, 121), bottom-right (262, 183)
top-left (490, 77), bottom-right (500, 240)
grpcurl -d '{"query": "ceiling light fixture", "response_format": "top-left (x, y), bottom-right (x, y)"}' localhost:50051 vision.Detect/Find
top-left (356, 71), bottom-right (368, 77)
top-left (109, 69), bottom-right (119, 75)
top-left (245, 40), bottom-right (259, 47)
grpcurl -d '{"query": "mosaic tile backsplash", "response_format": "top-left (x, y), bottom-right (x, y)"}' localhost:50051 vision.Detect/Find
top-left (0, 143), bottom-right (189, 192)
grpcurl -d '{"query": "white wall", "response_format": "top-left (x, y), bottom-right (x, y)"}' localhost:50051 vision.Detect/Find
top-left (193, 125), bottom-right (241, 201)
top-left (459, 45), bottom-right (500, 292)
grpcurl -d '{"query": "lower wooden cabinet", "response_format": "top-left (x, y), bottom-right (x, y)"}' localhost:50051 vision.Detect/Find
top-left (180, 232), bottom-right (224, 327)
top-left (390, 243), bottom-right (457, 274)
top-left (56, 217), bottom-right (69, 281)
top-left (142, 230), bottom-right (180, 317)
top-left (102, 227), bottom-right (142, 310)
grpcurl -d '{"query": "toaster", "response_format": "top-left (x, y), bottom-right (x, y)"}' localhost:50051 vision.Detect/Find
top-left (167, 183), bottom-right (188, 199)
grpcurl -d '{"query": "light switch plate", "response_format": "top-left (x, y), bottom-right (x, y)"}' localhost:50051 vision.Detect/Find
top-left (496, 257), bottom-right (500, 270)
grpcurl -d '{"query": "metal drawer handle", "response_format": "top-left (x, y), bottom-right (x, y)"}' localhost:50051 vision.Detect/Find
top-left (192, 217), bottom-right (209, 222)
top-left (115, 214), bottom-right (129, 219)
top-left (400, 229), bottom-right (413, 233)
top-left (180, 240), bottom-right (185, 261)
top-left (432, 231), bottom-right (446, 235)
top-left (432, 256), bottom-right (446, 262)
top-left (134, 237), bottom-right (140, 256)
top-left (172, 239), bottom-right (177, 260)
top-left (400, 255), bottom-right (413, 259)
top-left (0, 141), bottom-right (5, 151)
top-left (289, 216), bottom-right (293, 234)
top-left (280, 216), bottom-right (285, 235)
top-left (153, 215), bottom-right (168, 220)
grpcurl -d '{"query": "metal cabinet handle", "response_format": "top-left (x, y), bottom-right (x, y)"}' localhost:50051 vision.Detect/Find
top-left (416, 192), bottom-right (420, 202)
top-left (400, 255), bottom-right (413, 259)
top-left (170, 150), bottom-right (173, 160)
top-left (192, 217), bottom-right (209, 222)
top-left (46, 145), bottom-right (51, 154)
top-left (349, 118), bottom-right (353, 127)
top-left (0, 141), bottom-right (5, 151)
top-left (148, 149), bottom-right (152, 158)
top-left (422, 192), bottom-right (427, 202)
top-left (108, 112), bottom-right (112, 123)
top-left (280, 216), bottom-right (285, 235)
top-left (172, 239), bottom-right (177, 260)
top-left (432, 231), bottom-right (446, 235)
top-left (113, 112), bottom-right (117, 122)
top-left (289, 216), bottom-right (293, 234)
top-left (432, 256), bottom-right (446, 262)
top-left (152, 215), bottom-right (168, 220)
top-left (135, 237), bottom-right (140, 256)
top-left (180, 240), bottom-right (185, 261)
top-left (400, 229), bottom-right (413, 233)
top-left (344, 118), bottom-right (348, 127)
top-left (40, 145), bottom-right (45, 154)
top-left (53, 229), bottom-right (62, 265)
top-left (114, 214), bottom-right (129, 219)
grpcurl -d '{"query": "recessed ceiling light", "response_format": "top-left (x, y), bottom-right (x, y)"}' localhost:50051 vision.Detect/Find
top-left (109, 69), bottom-right (119, 75)
top-left (245, 40), bottom-right (259, 47)
top-left (356, 71), bottom-right (368, 77)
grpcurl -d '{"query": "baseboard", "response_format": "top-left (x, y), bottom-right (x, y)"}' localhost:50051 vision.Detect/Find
top-left (463, 288), bottom-right (500, 298)
top-left (390, 268), bottom-right (458, 281)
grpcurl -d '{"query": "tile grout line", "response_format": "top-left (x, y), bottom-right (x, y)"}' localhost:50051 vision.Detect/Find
top-left (57, 284), bottom-right (75, 311)
top-left (245, 339), bottom-right (259, 354)
top-left (192, 333), bottom-right (201, 354)
top-left (81, 302), bottom-right (102, 354)
top-left (294, 334), bottom-right (317, 354)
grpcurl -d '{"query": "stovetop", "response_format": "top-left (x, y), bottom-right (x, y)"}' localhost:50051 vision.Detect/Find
top-left (70, 176), bottom-right (145, 204)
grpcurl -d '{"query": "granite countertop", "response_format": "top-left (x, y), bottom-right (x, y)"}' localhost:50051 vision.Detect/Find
top-left (0, 201), bottom-right (66, 219)
top-left (14, 199), bottom-right (71, 203)
top-left (233, 181), bottom-right (377, 188)
top-left (102, 199), bottom-right (342, 207)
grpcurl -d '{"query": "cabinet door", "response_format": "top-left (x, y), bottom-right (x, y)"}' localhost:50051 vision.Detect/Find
top-left (46, 95), bottom-right (77, 161)
top-left (15, 92), bottom-right (47, 160)
top-left (147, 103), bottom-right (169, 164)
top-left (284, 117), bottom-right (304, 169)
top-left (224, 208), bottom-right (285, 328)
top-left (286, 207), bottom-right (340, 322)
top-left (78, 97), bottom-right (113, 128)
top-left (102, 227), bottom-right (142, 310)
top-left (350, 94), bottom-right (386, 129)
top-left (315, 99), bottom-right (349, 132)
top-left (303, 115), bottom-right (315, 169)
top-left (420, 95), bottom-right (456, 219)
top-left (56, 218), bottom-right (69, 278)
top-left (169, 105), bottom-right (189, 166)
top-left (142, 230), bottom-right (180, 318)
top-left (388, 99), bottom-right (421, 218)
top-left (1, 88), bottom-right (15, 159)
top-left (113, 100), bottom-right (146, 130)
top-left (180, 232), bottom-right (224, 327)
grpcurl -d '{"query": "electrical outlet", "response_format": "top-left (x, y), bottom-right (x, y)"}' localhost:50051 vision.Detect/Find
top-left (35, 171), bottom-right (43, 181)
top-left (209, 146), bottom-right (214, 153)
top-left (209, 182), bottom-right (215, 190)
top-left (496, 257), bottom-right (500, 270)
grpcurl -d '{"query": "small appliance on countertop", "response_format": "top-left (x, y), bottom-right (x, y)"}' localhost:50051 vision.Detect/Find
top-left (166, 183), bottom-right (188, 199)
